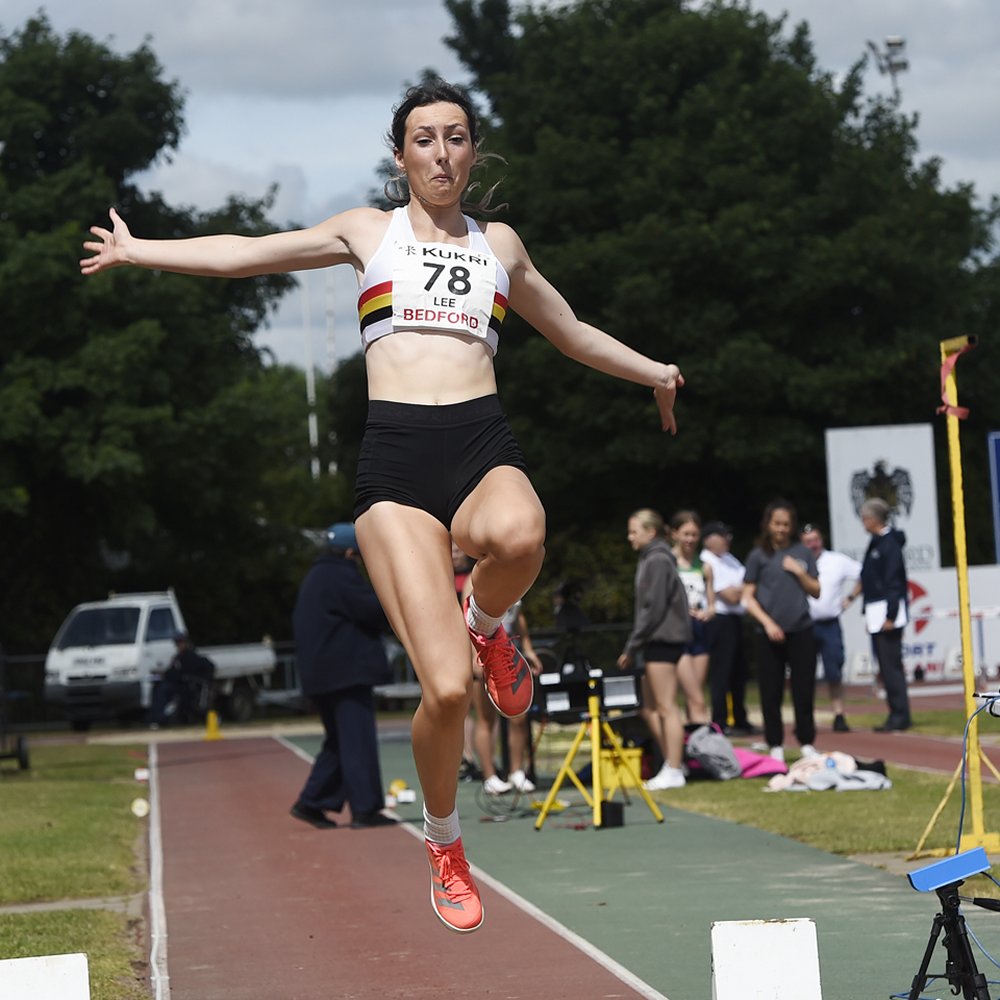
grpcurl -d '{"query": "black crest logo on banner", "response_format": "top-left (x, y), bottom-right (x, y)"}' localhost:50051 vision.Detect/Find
top-left (850, 459), bottom-right (915, 523)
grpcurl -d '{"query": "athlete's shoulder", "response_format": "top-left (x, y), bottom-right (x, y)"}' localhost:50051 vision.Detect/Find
top-left (478, 220), bottom-right (528, 271)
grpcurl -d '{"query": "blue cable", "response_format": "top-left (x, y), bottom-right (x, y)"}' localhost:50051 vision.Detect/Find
top-left (955, 701), bottom-right (992, 855)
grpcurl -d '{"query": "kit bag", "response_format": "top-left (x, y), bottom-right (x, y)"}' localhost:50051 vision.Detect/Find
top-left (685, 723), bottom-right (741, 781)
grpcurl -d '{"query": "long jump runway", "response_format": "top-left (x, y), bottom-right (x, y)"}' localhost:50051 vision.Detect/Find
top-left (152, 726), bottom-right (998, 1000)
top-left (153, 735), bottom-right (665, 1000)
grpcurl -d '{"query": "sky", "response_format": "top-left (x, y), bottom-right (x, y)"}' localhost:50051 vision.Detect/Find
top-left (5, 0), bottom-right (998, 371)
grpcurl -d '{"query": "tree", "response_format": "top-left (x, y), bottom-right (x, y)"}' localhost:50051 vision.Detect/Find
top-left (435, 0), bottom-right (999, 620)
top-left (0, 16), bottom-right (326, 649)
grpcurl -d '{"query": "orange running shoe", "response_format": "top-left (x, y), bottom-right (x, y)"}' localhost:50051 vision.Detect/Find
top-left (425, 837), bottom-right (484, 933)
top-left (465, 599), bottom-right (534, 719)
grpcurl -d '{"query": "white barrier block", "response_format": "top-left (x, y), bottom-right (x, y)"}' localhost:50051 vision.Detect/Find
top-left (711, 918), bottom-right (822, 999)
top-left (0, 953), bottom-right (91, 999)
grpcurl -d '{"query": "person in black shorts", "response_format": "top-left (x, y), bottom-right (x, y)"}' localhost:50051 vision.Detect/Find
top-left (81, 78), bottom-right (683, 934)
top-left (618, 508), bottom-right (692, 791)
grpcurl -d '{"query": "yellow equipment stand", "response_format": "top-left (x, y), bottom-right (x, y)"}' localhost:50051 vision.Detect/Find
top-left (534, 681), bottom-right (664, 830)
top-left (912, 334), bottom-right (1000, 857)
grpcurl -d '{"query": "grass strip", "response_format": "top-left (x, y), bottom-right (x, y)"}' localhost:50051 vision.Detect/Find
top-left (0, 909), bottom-right (148, 1000)
top-left (0, 743), bottom-right (148, 904)
top-left (0, 742), bottom-right (149, 996)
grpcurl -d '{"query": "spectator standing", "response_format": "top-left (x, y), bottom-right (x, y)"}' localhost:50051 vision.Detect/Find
top-left (743, 500), bottom-right (820, 762)
top-left (700, 523), bottom-right (755, 735)
top-left (670, 510), bottom-right (712, 724)
top-left (800, 523), bottom-right (862, 733)
top-left (290, 522), bottom-right (397, 830)
top-left (452, 541), bottom-right (483, 783)
top-left (855, 498), bottom-right (912, 732)
top-left (471, 600), bottom-right (542, 795)
top-left (618, 508), bottom-right (692, 791)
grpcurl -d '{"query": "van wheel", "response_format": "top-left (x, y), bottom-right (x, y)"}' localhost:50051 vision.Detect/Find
top-left (70, 719), bottom-right (91, 733)
top-left (224, 681), bottom-right (255, 724)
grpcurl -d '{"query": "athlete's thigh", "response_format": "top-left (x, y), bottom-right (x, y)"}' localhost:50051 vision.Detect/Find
top-left (355, 502), bottom-right (470, 693)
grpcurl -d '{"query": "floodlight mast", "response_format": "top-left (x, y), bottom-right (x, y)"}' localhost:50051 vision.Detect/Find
top-left (866, 35), bottom-right (909, 100)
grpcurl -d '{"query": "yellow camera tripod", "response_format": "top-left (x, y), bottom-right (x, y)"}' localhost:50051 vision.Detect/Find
top-left (534, 679), bottom-right (665, 830)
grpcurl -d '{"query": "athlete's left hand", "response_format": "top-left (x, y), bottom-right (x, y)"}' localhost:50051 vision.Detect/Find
top-left (653, 364), bottom-right (684, 434)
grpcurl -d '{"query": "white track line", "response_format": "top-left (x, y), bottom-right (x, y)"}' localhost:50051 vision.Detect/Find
top-left (148, 742), bottom-right (171, 999)
top-left (273, 734), bottom-right (670, 1000)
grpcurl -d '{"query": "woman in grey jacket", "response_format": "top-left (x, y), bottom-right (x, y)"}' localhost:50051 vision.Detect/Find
top-left (618, 508), bottom-right (693, 790)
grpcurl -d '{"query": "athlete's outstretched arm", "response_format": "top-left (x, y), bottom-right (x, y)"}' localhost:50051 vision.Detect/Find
top-left (497, 224), bottom-right (683, 433)
top-left (80, 206), bottom-right (378, 279)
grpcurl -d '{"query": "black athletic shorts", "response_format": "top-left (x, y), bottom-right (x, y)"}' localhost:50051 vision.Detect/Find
top-left (353, 394), bottom-right (528, 528)
top-left (644, 641), bottom-right (685, 665)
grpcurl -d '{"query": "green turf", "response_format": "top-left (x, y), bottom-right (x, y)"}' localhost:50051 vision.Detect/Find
top-left (0, 743), bottom-right (149, 904)
top-left (0, 743), bottom-right (149, 998)
top-left (0, 909), bottom-right (148, 1000)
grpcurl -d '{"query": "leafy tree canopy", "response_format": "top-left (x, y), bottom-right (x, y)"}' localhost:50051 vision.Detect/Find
top-left (428, 0), bottom-right (1000, 622)
top-left (0, 16), bottom-right (343, 649)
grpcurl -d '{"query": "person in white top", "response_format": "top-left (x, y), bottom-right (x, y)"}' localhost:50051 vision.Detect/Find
top-left (80, 79), bottom-right (683, 934)
top-left (800, 525), bottom-right (862, 733)
top-left (699, 522), bottom-right (755, 735)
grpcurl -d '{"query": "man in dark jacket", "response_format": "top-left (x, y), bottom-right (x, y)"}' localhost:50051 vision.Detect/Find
top-left (290, 522), bottom-right (396, 829)
top-left (150, 632), bottom-right (215, 727)
top-left (855, 498), bottom-right (912, 731)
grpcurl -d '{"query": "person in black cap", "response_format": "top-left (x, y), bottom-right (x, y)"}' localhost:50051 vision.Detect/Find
top-left (290, 522), bottom-right (397, 829)
top-left (700, 521), bottom-right (756, 736)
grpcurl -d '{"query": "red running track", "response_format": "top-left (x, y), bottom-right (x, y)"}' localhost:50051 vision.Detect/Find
top-left (154, 737), bottom-right (661, 1000)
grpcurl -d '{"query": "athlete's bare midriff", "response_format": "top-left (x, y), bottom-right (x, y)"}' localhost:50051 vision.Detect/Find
top-left (364, 329), bottom-right (498, 405)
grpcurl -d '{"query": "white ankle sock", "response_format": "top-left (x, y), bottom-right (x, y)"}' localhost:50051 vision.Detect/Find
top-left (423, 805), bottom-right (461, 845)
top-left (466, 595), bottom-right (502, 637)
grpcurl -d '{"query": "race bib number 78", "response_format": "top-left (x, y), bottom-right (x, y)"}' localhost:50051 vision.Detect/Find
top-left (391, 241), bottom-right (496, 339)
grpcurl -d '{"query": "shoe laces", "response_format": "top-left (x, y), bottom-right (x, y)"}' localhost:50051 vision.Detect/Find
top-left (430, 842), bottom-right (476, 902)
top-left (473, 629), bottom-right (518, 687)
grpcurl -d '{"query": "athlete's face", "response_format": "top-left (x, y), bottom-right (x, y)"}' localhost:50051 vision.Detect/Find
top-left (672, 521), bottom-right (700, 554)
top-left (627, 517), bottom-right (657, 552)
top-left (767, 508), bottom-right (793, 549)
top-left (396, 102), bottom-right (475, 208)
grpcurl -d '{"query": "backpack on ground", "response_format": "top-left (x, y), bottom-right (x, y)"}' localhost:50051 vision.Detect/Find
top-left (685, 723), bottom-right (741, 781)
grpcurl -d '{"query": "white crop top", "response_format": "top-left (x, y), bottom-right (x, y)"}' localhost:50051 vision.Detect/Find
top-left (357, 207), bottom-right (510, 356)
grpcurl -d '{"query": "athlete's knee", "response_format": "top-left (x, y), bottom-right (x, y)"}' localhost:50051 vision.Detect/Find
top-left (421, 674), bottom-right (473, 719)
top-left (486, 511), bottom-right (546, 564)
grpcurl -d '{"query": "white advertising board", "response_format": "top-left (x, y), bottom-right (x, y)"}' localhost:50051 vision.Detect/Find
top-left (841, 565), bottom-right (1000, 685)
top-left (825, 424), bottom-right (941, 571)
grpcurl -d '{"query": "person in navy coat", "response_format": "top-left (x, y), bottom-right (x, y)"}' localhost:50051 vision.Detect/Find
top-left (290, 522), bottom-right (397, 829)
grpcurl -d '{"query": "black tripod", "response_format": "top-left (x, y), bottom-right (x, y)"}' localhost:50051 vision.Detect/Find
top-left (908, 879), bottom-right (991, 1000)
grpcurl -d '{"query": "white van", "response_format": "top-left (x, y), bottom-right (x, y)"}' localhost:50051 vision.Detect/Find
top-left (44, 590), bottom-right (275, 729)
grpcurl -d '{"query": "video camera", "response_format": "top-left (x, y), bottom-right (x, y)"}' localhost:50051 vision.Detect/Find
top-left (535, 664), bottom-right (642, 722)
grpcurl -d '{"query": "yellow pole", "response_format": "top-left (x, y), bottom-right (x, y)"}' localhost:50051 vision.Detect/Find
top-left (589, 691), bottom-right (603, 827)
top-left (939, 335), bottom-right (999, 852)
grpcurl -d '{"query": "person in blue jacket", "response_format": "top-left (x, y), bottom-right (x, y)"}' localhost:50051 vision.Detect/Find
top-left (855, 498), bottom-right (912, 732)
top-left (290, 522), bottom-right (397, 829)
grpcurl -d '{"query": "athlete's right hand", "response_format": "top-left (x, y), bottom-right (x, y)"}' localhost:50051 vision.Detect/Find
top-left (80, 207), bottom-right (132, 275)
top-left (653, 363), bottom-right (684, 435)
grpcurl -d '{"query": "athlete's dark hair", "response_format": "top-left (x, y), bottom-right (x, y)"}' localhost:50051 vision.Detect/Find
top-left (670, 509), bottom-right (702, 532)
top-left (756, 498), bottom-right (799, 555)
top-left (383, 78), bottom-right (505, 215)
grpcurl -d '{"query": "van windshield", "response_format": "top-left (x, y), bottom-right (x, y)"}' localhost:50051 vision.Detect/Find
top-left (56, 608), bottom-right (141, 649)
